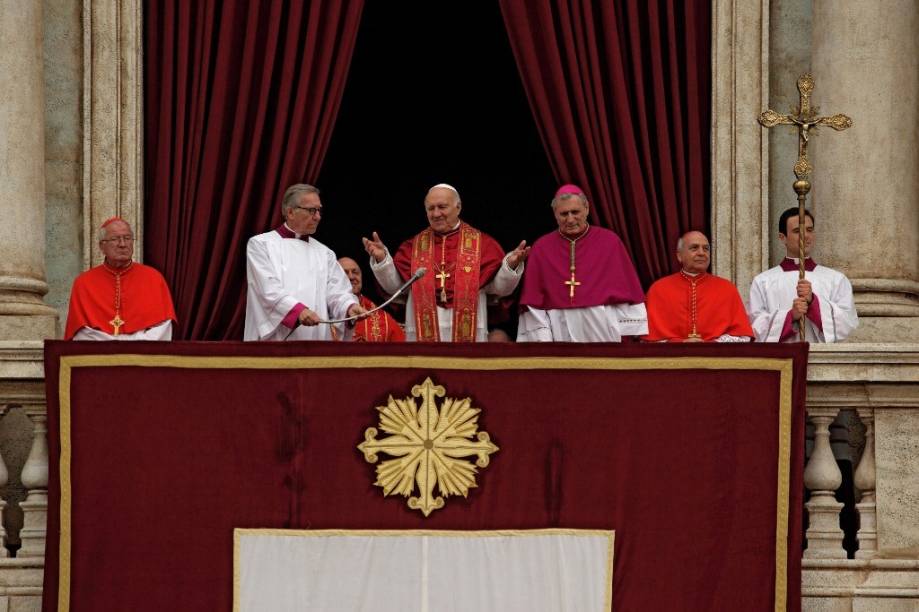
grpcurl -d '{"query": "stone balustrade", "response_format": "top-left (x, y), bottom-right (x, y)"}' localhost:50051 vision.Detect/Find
top-left (0, 341), bottom-right (916, 610)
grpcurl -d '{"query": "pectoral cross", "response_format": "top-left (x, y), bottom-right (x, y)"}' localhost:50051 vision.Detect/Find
top-left (564, 271), bottom-right (580, 300)
top-left (435, 268), bottom-right (451, 303)
top-left (759, 73), bottom-right (852, 340)
top-left (109, 314), bottom-right (125, 336)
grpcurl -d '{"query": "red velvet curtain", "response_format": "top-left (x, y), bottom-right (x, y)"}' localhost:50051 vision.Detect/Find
top-left (499, 0), bottom-right (710, 286)
top-left (144, 0), bottom-right (364, 339)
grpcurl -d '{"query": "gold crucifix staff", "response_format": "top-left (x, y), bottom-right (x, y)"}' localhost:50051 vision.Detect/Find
top-left (759, 73), bottom-right (852, 340)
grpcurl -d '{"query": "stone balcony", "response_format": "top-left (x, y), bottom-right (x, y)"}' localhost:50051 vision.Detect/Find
top-left (0, 341), bottom-right (916, 611)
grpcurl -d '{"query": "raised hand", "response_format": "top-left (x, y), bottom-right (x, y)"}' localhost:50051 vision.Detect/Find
top-left (506, 240), bottom-right (531, 269)
top-left (362, 231), bottom-right (387, 263)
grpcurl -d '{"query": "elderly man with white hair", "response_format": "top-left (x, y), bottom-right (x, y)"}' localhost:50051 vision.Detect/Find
top-left (362, 183), bottom-right (529, 342)
top-left (517, 184), bottom-right (647, 342)
top-left (65, 217), bottom-right (177, 340)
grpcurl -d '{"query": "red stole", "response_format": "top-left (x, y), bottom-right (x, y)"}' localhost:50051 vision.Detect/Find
top-left (410, 223), bottom-right (482, 341)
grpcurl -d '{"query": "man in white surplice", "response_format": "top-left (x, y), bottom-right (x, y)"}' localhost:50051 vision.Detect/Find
top-left (748, 206), bottom-right (858, 342)
top-left (244, 184), bottom-right (367, 341)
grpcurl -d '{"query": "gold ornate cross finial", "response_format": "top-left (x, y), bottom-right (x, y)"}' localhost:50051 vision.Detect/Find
top-left (758, 74), bottom-right (852, 182)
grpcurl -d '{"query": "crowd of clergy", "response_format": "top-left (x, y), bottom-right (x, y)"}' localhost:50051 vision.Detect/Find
top-left (64, 182), bottom-right (858, 344)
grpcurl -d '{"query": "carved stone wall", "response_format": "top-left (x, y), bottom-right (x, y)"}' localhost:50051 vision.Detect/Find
top-left (710, 0), bottom-right (771, 294)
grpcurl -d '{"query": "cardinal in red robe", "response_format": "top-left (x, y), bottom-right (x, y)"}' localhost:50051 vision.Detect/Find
top-left (65, 218), bottom-right (177, 340)
top-left (644, 231), bottom-right (753, 342)
top-left (337, 257), bottom-right (405, 342)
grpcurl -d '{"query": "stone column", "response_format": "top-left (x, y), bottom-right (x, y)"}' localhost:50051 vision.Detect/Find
top-left (710, 0), bottom-right (771, 291)
top-left (0, 1), bottom-right (58, 340)
top-left (83, 0), bottom-right (145, 267)
top-left (811, 0), bottom-right (919, 342)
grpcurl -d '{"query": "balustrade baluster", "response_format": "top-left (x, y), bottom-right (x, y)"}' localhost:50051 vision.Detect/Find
top-left (0, 405), bottom-right (9, 556)
top-left (853, 407), bottom-right (877, 559)
top-left (17, 404), bottom-right (47, 558)
top-left (803, 406), bottom-right (846, 558)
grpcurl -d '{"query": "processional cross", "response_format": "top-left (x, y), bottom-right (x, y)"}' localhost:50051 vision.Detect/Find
top-left (758, 73), bottom-right (852, 340)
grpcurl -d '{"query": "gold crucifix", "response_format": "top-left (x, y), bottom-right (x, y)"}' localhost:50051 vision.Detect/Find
top-left (759, 73), bottom-right (852, 340)
top-left (564, 271), bottom-right (580, 299)
top-left (109, 314), bottom-right (125, 336)
top-left (435, 268), bottom-right (451, 302)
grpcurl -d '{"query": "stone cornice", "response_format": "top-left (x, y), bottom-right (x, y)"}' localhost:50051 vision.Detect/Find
top-left (808, 344), bottom-right (919, 384)
top-left (0, 342), bottom-right (44, 380)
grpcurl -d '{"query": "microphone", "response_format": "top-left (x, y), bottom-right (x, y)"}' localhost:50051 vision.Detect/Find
top-left (405, 266), bottom-right (427, 286)
top-left (317, 267), bottom-right (427, 325)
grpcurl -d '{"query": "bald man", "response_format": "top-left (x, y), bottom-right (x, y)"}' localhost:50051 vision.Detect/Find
top-left (643, 231), bottom-right (754, 342)
top-left (363, 183), bottom-right (529, 342)
top-left (337, 257), bottom-right (405, 342)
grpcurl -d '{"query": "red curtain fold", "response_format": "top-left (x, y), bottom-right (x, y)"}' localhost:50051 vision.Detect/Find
top-left (144, 0), bottom-right (364, 339)
top-left (499, 0), bottom-right (710, 286)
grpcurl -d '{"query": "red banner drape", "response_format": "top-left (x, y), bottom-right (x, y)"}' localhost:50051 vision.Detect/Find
top-left (144, 0), bottom-right (364, 340)
top-left (43, 342), bottom-right (805, 611)
top-left (499, 0), bottom-right (711, 286)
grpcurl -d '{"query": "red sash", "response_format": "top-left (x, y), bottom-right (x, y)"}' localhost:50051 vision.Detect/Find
top-left (411, 223), bottom-right (482, 341)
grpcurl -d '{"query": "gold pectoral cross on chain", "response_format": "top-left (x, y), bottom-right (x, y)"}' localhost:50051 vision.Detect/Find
top-left (435, 268), bottom-right (451, 303)
top-left (564, 271), bottom-right (580, 300)
top-left (109, 314), bottom-right (125, 336)
top-left (564, 239), bottom-right (581, 300)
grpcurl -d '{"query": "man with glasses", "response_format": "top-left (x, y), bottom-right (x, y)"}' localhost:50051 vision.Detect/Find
top-left (244, 183), bottom-right (366, 341)
top-left (65, 217), bottom-right (177, 340)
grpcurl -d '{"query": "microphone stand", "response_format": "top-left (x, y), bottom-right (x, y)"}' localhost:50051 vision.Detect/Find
top-left (283, 268), bottom-right (426, 339)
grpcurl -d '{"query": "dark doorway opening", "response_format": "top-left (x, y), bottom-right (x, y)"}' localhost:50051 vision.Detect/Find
top-left (317, 2), bottom-right (558, 334)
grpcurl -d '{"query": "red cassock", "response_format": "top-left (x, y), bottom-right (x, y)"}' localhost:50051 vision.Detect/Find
top-left (64, 262), bottom-right (177, 339)
top-left (353, 294), bottom-right (405, 342)
top-left (643, 271), bottom-right (754, 342)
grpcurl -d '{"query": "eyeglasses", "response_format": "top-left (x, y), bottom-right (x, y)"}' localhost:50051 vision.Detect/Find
top-left (101, 236), bottom-right (135, 245)
top-left (295, 206), bottom-right (323, 217)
